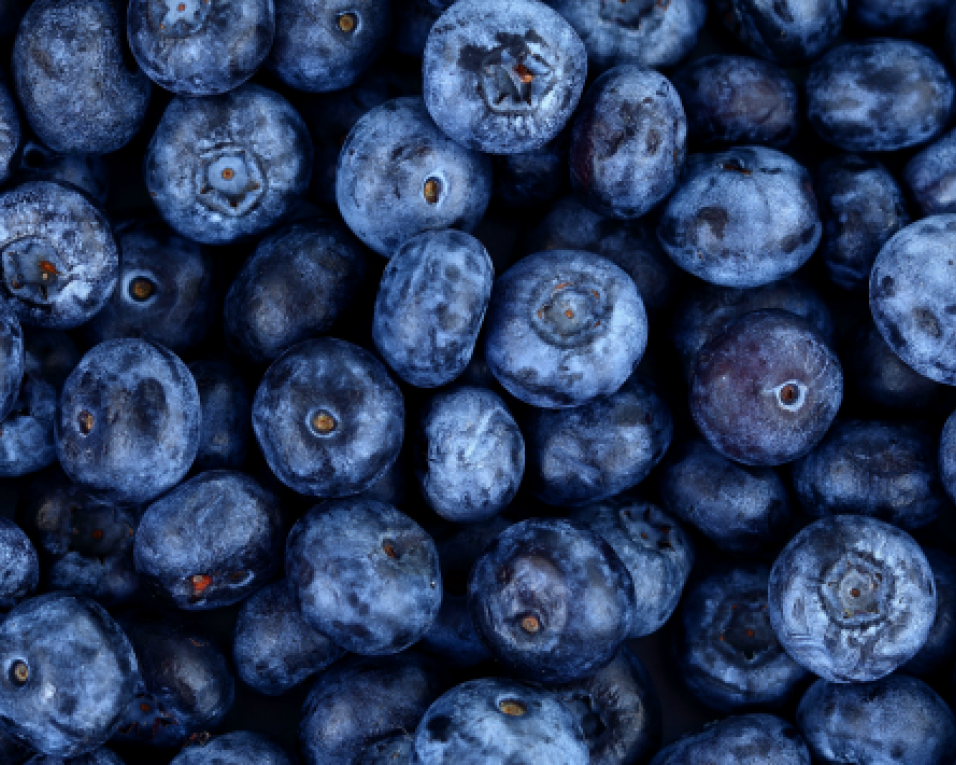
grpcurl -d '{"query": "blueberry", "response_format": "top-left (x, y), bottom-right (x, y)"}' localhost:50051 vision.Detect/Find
top-left (807, 40), bottom-right (955, 152)
top-left (15, 142), bottom-right (110, 205)
top-left (418, 594), bottom-right (493, 669)
top-left (393, 0), bottom-right (454, 57)
top-left (56, 339), bottom-right (200, 506)
top-left (416, 386), bottom-right (524, 523)
top-left (904, 127), bottom-right (956, 218)
top-left (135, 470), bottom-right (284, 610)
top-left (658, 147), bottom-right (821, 288)
top-left (484, 250), bottom-right (647, 408)
top-left (12, 0), bottom-right (151, 154)
top-left (768, 515), bottom-right (936, 682)
top-left (797, 675), bottom-right (956, 765)
top-left (0, 182), bottom-right (119, 330)
top-left (902, 548), bottom-right (956, 677)
top-left (336, 97), bottom-right (492, 257)
top-left (188, 360), bottom-right (252, 471)
top-left (0, 81), bottom-right (21, 187)
top-left (524, 374), bottom-right (673, 507)
top-left (851, 0), bottom-right (948, 35)
top-left (412, 678), bottom-right (589, 765)
top-left (252, 338), bottom-right (404, 497)
top-left (128, 0), bottom-right (274, 95)
top-left (493, 130), bottom-right (569, 209)
top-left (21, 327), bottom-right (80, 392)
top-left (0, 362), bottom-right (56, 478)
top-left (170, 732), bottom-right (293, 765)
top-left (145, 84), bottom-right (312, 246)
top-left (0, 593), bottom-right (138, 758)
top-left (650, 714), bottom-right (810, 764)
top-left (690, 310), bottom-right (843, 467)
top-left (0, 297), bottom-right (23, 422)
top-left (0, 517), bottom-right (37, 613)
top-left (468, 517), bottom-right (636, 684)
top-left (25, 749), bottom-right (125, 764)
top-left (423, 0), bottom-right (587, 155)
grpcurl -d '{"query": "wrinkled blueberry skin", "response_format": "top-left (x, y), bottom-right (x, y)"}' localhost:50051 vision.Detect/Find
top-left (571, 498), bottom-right (692, 638)
top-left (493, 131), bottom-right (569, 209)
top-left (468, 518), bottom-right (637, 684)
top-left (0, 593), bottom-right (139, 758)
top-left (904, 127), bottom-right (956, 218)
top-left (145, 85), bottom-right (312, 246)
top-left (188, 360), bottom-right (251, 471)
top-left (393, 0), bottom-right (454, 57)
top-left (413, 678), bottom-right (589, 765)
top-left (171, 731), bottom-right (293, 765)
top-left (56, 339), bottom-right (200, 506)
top-left (768, 515), bottom-right (936, 683)
top-left (0, 297), bottom-right (23, 421)
top-left (14, 142), bottom-right (109, 205)
top-left (807, 40), bottom-right (955, 152)
top-left (233, 579), bottom-right (344, 696)
top-left (135, 471), bottom-right (284, 610)
top-left (287, 499), bottom-right (441, 655)
top-left (128, 0), bottom-right (274, 95)
top-left (903, 548), bottom-right (956, 677)
top-left (0, 81), bottom-right (20, 186)
top-left (0, 182), bottom-right (119, 330)
top-left (0, 517), bottom-right (38, 612)
top-left (672, 55), bottom-right (797, 148)
top-left (299, 652), bottom-right (444, 765)
top-left (416, 386), bottom-right (524, 523)
top-left (485, 250), bottom-right (647, 409)
top-left (26, 749), bottom-right (124, 764)
top-left (252, 338), bottom-right (404, 497)
top-left (423, 0), bottom-right (588, 155)
top-left (690, 310), bottom-right (843, 467)
top-left (658, 147), bottom-right (821, 288)
top-left (797, 675), bottom-right (956, 765)
top-left (852, 0), bottom-right (948, 34)
top-left (336, 97), bottom-right (492, 258)
top-left (374, 231), bottom-right (493, 388)
top-left (650, 714), bottom-right (810, 765)
top-left (525, 375), bottom-right (673, 507)
top-left (816, 154), bottom-right (910, 292)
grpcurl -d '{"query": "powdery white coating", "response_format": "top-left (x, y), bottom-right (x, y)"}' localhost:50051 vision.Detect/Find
top-left (904, 126), bottom-right (956, 217)
top-left (0, 296), bottom-right (22, 420)
top-left (171, 731), bottom-right (293, 765)
top-left (658, 147), bottom-right (821, 288)
top-left (0, 372), bottom-right (56, 477)
top-left (423, 0), bottom-right (588, 154)
top-left (0, 80), bottom-right (20, 185)
top-left (485, 249), bottom-right (647, 409)
top-left (0, 516), bottom-right (37, 612)
top-left (650, 714), bottom-right (810, 765)
top-left (336, 97), bottom-right (492, 257)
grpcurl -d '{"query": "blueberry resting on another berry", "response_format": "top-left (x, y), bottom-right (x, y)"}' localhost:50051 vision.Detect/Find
top-left (170, 731), bottom-right (293, 765)
top-left (0, 517), bottom-right (37, 613)
top-left (650, 713), bottom-right (810, 764)
top-left (904, 126), bottom-right (956, 217)
top-left (902, 548), bottom-right (956, 677)
top-left (14, 141), bottom-right (110, 205)
top-left (188, 360), bottom-right (251, 471)
top-left (0, 297), bottom-right (23, 422)
top-left (0, 81), bottom-right (20, 186)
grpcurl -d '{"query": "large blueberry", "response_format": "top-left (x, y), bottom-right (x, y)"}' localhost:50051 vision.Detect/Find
top-left (715, 0), bottom-right (845, 64)
top-left (903, 548), bottom-right (956, 677)
top-left (650, 714), bottom-right (810, 765)
top-left (904, 126), bottom-right (956, 217)
top-left (0, 517), bottom-right (37, 613)
top-left (0, 297), bottom-right (22, 422)
top-left (0, 81), bottom-right (20, 186)
top-left (170, 732), bottom-right (293, 765)
top-left (14, 142), bottom-right (109, 205)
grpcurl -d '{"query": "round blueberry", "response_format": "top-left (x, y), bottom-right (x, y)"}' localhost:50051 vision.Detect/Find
top-left (904, 126), bottom-right (956, 217)
top-left (651, 713), bottom-right (810, 764)
top-left (188, 360), bottom-right (252, 472)
top-left (0, 517), bottom-right (37, 613)
top-left (170, 732), bottom-right (293, 765)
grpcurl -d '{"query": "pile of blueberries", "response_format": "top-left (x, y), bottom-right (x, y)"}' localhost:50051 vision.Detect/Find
top-left (6, 0), bottom-right (956, 761)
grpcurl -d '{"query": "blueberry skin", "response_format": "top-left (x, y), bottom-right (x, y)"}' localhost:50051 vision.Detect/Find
top-left (658, 147), bottom-right (821, 288)
top-left (416, 386), bottom-right (524, 523)
top-left (902, 548), bottom-right (956, 677)
top-left (0, 297), bottom-right (23, 422)
top-left (418, 595), bottom-right (493, 669)
top-left (12, 0), bottom-right (151, 155)
top-left (852, 0), bottom-right (948, 35)
top-left (393, 0), bottom-right (454, 57)
top-left (571, 498), bottom-right (692, 638)
top-left (768, 515), bottom-right (936, 683)
top-left (252, 338), bottom-right (404, 498)
top-left (0, 80), bottom-right (21, 186)
top-left (468, 517), bottom-right (637, 684)
top-left (0, 727), bottom-right (30, 764)
top-left (524, 375), bottom-right (673, 507)
top-left (14, 141), bottom-right (110, 205)
top-left (188, 360), bottom-right (251, 471)
top-left (224, 220), bottom-right (368, 364)
top-left (135, 470), bottom-right (284, 610)
top-left (0, 517), bottom-right (38, 612)
top-left (128, 0), bottom-right (274, 95)
top-left (412, 678), bottom-right (589, 765)
top-left (145, 84), bottom-right (312, 246)
top-left (650, 714), bottom-right (810, 765)
top-left (22, 327), bottom-right (80, 392)
top-left (423, 0), bottom-right (588, 155)
top-left (672, 55), bottom-right (798, 147)
top-left (941, 408), bottom-right (956, 504)
top-left (797, 675), bottom-right (956, 765)
top-left (299, 652), bottom-right (444, 765)
top-left (56, 339), bottom-right (200, 506)
top-left (170, 732), bottom-right (293, 765)
top-left (0, 593), bottom-right (139, 758)
top-left (373, 231), bottom-right (493, 388)
top-left (0, 182), bottom-right (119, 330)
top-left (336, 97), bottom-right (492, 257)
top-left (815, 154), bottom-right (910, 292)
top-left (904, 127), bottom-right (956, 218)
top-left (485, 249), bottom-right (647, 409)
top-left (493, 131), bottom-right (569, 209)
top-left (570, 66), bottom-right (686, 220)
top-left (0, 364), bottom-right (56, 478)
top-left (870, 215), bottom-right (956, 385)
top-left (807, 40), bottom-right (955, 153)
top-left (25, 750), bottom-right (125, 765)
top-left (233, 578), bottom-right (345, 696)
top-left (690, 310), bottom-right (843, 467)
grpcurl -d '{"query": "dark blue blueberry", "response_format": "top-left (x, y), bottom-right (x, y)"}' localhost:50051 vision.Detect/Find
top-left (12, 0), bottom-right (151, 154)
top-left (22, 327), bottom-right (80, 392)
top-left (0, 593), bottom-right (139, 758)
top-left (493, 130), bottom-right (569, 209)
top-left (941, 407), bottom-right (956, 504)
top-left (145, 84), bottom-right (312, 246)
top-left (0, 726), bottom-right (30, 764)
top-left (768, 515), bottom-right (936, 682)
top-left (25, 749), bottom-right (125, 764)
top-left (56, 339), bottom-right (200, 506)
top-left (485, 250), bottom-right (647, 408)
top-left (0, 81), bottom-right (21, 186)
top-left (373, 231), bottom-right (493, 388)
top-left (0, 364), bottom-right (56, 478)
top-left (0, 182), bottom-right (119, 330)
top-left (252, 338), bottom-right (404, 497)
top-left (690, 310), bottom-right (843, 467)
top-left (188, 360), bottom-right (252, 471)
top-left (135, 470), bottom-right (284, 610)
top-left (418, 594), bottom-right (493, 669)
top-left (807, 40), bottom-right (954, 152)
top-left (797, 675), bottom-right (956, 765)
top-left (904, 126), bottom-right (956, 218)
top-left (0, 297), bottom-right (23, 421)
top-left (170, 732), bottom-right (293, 765)
top-left (423, 0), bottom-right (587, 155)
top-left (650, 714), bottom-right (809, 765)
top-left (0, 517), bottom-right (38, 613)
top-left (393, 0), bottom-right (454, 57)
top-left (336, 97), bottom-right (492, 257)
top-left (15, 142), bottom-right (109, 205)
top-left (412, 678), bottom-right (589, 765)
top-left (468, 517), bottom-right (636, 684)
top-left (902, 548), bottom-right (956, 677)
top-left (851, 0), bottom-right (948, 34)
top-left (658, 147), bottom-right (821, 288)
top-left (286, 498), bottom-right (441, 654)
